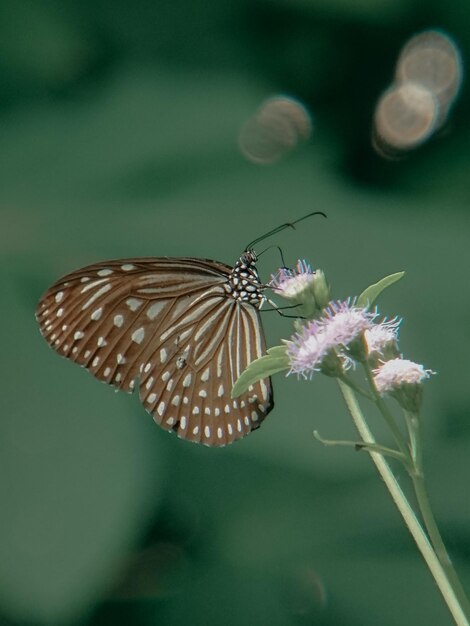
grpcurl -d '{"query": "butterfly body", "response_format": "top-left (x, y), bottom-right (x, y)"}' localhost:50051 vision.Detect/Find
top-left (36, 251), bottom-right (273, 447)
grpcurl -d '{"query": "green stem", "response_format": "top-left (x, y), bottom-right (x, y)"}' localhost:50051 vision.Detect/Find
top-left (339, 374), bottom-right (374, 400)
top-left (362, 363), bottom-right (409, 460)
top-left (404, 410), bottom-right (470, 618)
top-left (337, 379), bottom-right (469, 626)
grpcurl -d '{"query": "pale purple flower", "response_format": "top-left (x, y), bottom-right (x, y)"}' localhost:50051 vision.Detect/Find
top-left (373, 358), bottom-right (435, 394)
top-left (317, 299), bottom-right (377, 348)
top-left (286, 299), bottom-right (376, 377)
top-left (286, 321), bottom-right (331, 377)
top-left (364, 317), bottom-right (401, 355)
top-left (270, 259), bottom-right (316, 299)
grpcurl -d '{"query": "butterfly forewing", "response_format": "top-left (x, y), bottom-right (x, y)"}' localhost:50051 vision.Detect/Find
top-left (36, 256), bottom-right (273, 446)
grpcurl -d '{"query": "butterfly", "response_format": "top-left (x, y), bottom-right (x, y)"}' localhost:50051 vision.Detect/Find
top-left (35, 212), bottom-right (324, 447)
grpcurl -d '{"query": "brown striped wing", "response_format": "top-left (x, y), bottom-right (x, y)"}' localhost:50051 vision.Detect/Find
top-left (36, 257), bottom-right (273, 446)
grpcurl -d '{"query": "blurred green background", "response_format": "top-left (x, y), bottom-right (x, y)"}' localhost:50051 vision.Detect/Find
top-left (1, 0), bottom-right (470, 625)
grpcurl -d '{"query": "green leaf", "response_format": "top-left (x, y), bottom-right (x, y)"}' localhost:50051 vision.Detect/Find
top-left (357, 272), bottom-right (405, 308)
top-left (266, 345), bottom-right (288, 358)
top-left (232, 347), bottom-right (290, 398)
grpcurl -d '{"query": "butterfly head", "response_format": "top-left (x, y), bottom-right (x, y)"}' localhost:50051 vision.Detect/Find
top-left (226, 249), bottom-right (264, 308)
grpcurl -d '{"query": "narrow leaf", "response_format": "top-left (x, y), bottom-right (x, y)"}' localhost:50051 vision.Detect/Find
top-left (232, 352), bottom-right (290, 398)
top-left (266, 345), bottom-right (288, 358)
top-left (357, 272), bottom-right (405, 308)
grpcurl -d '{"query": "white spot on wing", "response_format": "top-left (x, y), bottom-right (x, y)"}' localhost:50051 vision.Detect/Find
top-left (121, 264), bottom-right (136, 271)
top-left (104, 367), bottom-right (111, 376)
top-left (131, 327), bottom-right (145, 344)
top-left (182, 373), bottom-right (192, 387)
top-left (80, 277), bottom-right (108, 294)
top-left (97, 269), bottom-right (113, 277)
top-left (160, 348), bottom-right (167, 363)
top-left (74, 331), bottom-right (84, 340)
top-left (97, 337), bottom-right (107, 347)
top-left (217, 427), bottom-right (223, 439)
top-left (201, 367), bottom-right (210, 382)
top-left (91, 307), bottom-right (103, 321)
top-left (198, 390), bottom-right (207, 398)
top-left (204, 425), bottom-right (211, 438)
top-left (148, 392), bottom-right (157, 403)
top-left (82, 283), bottom-right (112, 309)
top-left (157, 401), bottom-right (165, 415)
top-left (180, 416), bottom-right (187, 429)
top-left (55, 292), bottom-right (64, 303)
top-left (260, 381), bottom-right (269, 401)
top-left (218, 384), bottom-right (224, 397)
top-left (126, 298), bottom-right (142, 311)
top-left (146, 301), bottom-right (165, 320)
top-left (145, 377), bottom-right (154, 390)
top-left (117, 353), bottom-right (126, 364)
top-left (114, 314), bottom-right (124, 327)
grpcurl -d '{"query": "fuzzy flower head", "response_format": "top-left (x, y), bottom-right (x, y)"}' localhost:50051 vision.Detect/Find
top-left (318, 299), bottom-right (377, 359)
top-left (286, 320), bottom-right (344, 378)
top-left (373, 357), bottom-right (435, 412)
top-left (364, 317), bottom-right (401, 361)
top-left (270, 260), bottom-right (330, 317)
top-left (286, 299), bottom-right (376, 378)
top-left (270, 260), bottom-right (315, 298)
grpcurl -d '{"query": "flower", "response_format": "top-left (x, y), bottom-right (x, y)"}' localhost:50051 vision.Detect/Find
top-left (373, 357), bottom-right (435, 412)
top-left (364, 317), bottom-right (401, 359)
top-left (286, 299), bottom-right (376, 377)
top-left (270, 260), bottom-right (330, 317)
top-left (317, 299), bottom-right (377, 349)
top-left (270, 260), bottom-right (316, 298)
top-left (373, 358), bottom-right (434, 393)
top-left (286, 321), bottom-right (332, 378)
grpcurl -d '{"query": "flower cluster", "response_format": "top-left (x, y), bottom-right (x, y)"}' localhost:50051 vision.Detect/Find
top-left (274, 260), bottom-right (434, 412)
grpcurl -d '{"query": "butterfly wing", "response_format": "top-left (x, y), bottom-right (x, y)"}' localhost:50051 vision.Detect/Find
top-left (36, 257), bottom-right (273, 446)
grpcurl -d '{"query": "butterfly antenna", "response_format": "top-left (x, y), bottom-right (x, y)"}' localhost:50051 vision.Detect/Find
top-left (245, 210), bottom-right (327, 250)
top-left (257, 245), bottom-right (288, 268)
